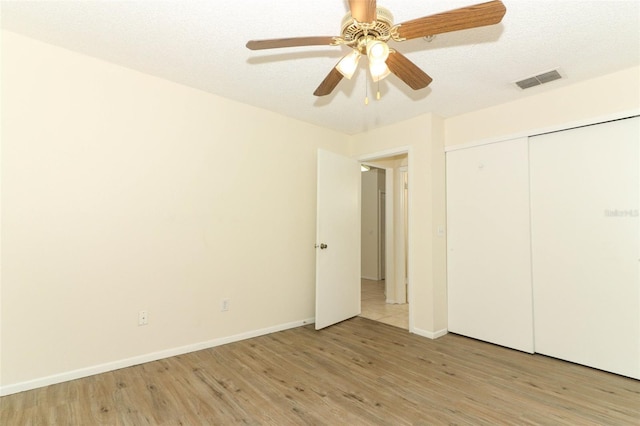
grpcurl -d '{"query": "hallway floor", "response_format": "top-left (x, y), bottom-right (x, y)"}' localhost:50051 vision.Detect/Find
top-left (359, 279), bottom-right (408, 330)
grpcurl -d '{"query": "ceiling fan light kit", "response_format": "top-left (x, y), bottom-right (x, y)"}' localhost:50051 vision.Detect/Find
top-left (336, 50), bottom-right (361, 79)
top-left (246, 1), bottom-right (506, 99)
top-left (366, 40), bottom-right (390, 63)
top-left (369, 60), bottom-right (391, 82)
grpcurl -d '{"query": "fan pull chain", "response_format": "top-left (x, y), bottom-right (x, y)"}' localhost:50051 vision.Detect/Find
top-left (377, 80), bottom-right (381, 100)
top-left (364, 71), bottom-right (369, 105)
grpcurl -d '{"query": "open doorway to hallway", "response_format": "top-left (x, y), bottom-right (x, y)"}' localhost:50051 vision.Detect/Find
top-left (360, 279), bottom-right (408, 329)
top-left (359, 154), bottom-right (409, 330)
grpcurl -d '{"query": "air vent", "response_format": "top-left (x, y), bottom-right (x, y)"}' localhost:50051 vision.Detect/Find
top-left (515, 69), bottom-right (563, 90)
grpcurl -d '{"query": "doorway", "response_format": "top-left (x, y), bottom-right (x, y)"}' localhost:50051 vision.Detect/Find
top-left (359, 154), bottom-right (409, 330)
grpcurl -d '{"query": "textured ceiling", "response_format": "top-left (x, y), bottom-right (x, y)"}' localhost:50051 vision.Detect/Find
top-left (2, 1), bottom-right (639, 134)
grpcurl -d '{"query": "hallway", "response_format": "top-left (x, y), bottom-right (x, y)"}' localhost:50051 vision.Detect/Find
top-left (359, 279), bottom-right (408, 330)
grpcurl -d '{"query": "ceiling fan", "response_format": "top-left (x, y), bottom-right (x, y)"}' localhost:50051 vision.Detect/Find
top-left (246, 0), bottom-right (506, 98)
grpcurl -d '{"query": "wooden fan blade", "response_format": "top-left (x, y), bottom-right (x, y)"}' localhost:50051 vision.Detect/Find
top-left (349, 0), bottom-right (377, 23)
top-left (386, 51), bottom-right (433, 90)
top-left (396, 0), bottom-right (506, 41)
top-left (314, 66), bottom-right (344, 96)
top-left (246, 36), bottom-right (336, 50)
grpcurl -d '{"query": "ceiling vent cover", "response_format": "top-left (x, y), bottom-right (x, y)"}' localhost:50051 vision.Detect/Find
top-left (515, 69), bottom-right (562, 90)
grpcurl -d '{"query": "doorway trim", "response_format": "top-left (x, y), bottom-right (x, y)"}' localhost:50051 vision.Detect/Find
top-left (377, 189), bottom-right (386, 281)
top-left (358, 146), bottom-right (414, 332)
top-left (397, 166), bottom-right (408, 304)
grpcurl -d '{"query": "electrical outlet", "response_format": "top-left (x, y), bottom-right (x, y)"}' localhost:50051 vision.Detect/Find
top-left (221, 299), bottom-right (230, 312)
top-left (138, 310), bottom-right (148, 326)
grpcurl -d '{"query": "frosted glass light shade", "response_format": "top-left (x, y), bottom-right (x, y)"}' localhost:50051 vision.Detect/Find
top-left (336, 50), bottom-right (361, 79)
top-left (369, 61), bottom-right (391, 82)
top-left (366, 40), bottom-right (389, 63)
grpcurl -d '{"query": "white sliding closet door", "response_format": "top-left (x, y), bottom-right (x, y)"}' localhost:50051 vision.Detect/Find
top-left (530, 117), bottom-right (640, 379)
top-left (447, 138), bottom-right (534, 353)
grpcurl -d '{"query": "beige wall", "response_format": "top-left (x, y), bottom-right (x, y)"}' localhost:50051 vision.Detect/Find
top-left (0, 31), bottom-right (349, 390)
top-left (3, 28), bottom-right (638, 395)
top-left (348, 66), bottom-right (640, 337)
top-left (349, 115), bottom-right (448, 337)
top-left (445, 66), bottom-right (640, 147)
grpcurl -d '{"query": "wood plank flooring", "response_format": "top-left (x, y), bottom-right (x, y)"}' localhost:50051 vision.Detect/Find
top-left (2, 317), bottom-right (639, 425)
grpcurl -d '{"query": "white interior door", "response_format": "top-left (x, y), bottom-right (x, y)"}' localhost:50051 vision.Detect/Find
top-left (530, 117), bottom-right (640, 379)
top-left (315, 149), bottom-right (361, 330)
top-left (446, 137), bottom-right (534, 353)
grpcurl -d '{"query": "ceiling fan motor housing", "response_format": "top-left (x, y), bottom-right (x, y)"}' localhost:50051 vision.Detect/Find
top-left (340, 7), bottom-right (394, 45)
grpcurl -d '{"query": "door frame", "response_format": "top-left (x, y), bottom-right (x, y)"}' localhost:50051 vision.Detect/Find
top-left (358, 146), bottom-right (413, 332)
top-left (377, 188), bottom-right (386, 281)
top-left (397, 166), bottom-right (408, 304)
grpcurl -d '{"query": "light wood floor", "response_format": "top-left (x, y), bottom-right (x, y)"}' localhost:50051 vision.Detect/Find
top-left (359, 278), bottom-right (408, 329)
top-left (2, 317), bottom-right (639, 425)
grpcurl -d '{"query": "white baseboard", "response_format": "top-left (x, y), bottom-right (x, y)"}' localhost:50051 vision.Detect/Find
top-left (412, 327), bottom-right (448, 340)
top-left (0, 317), bottom-right (315, 397)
